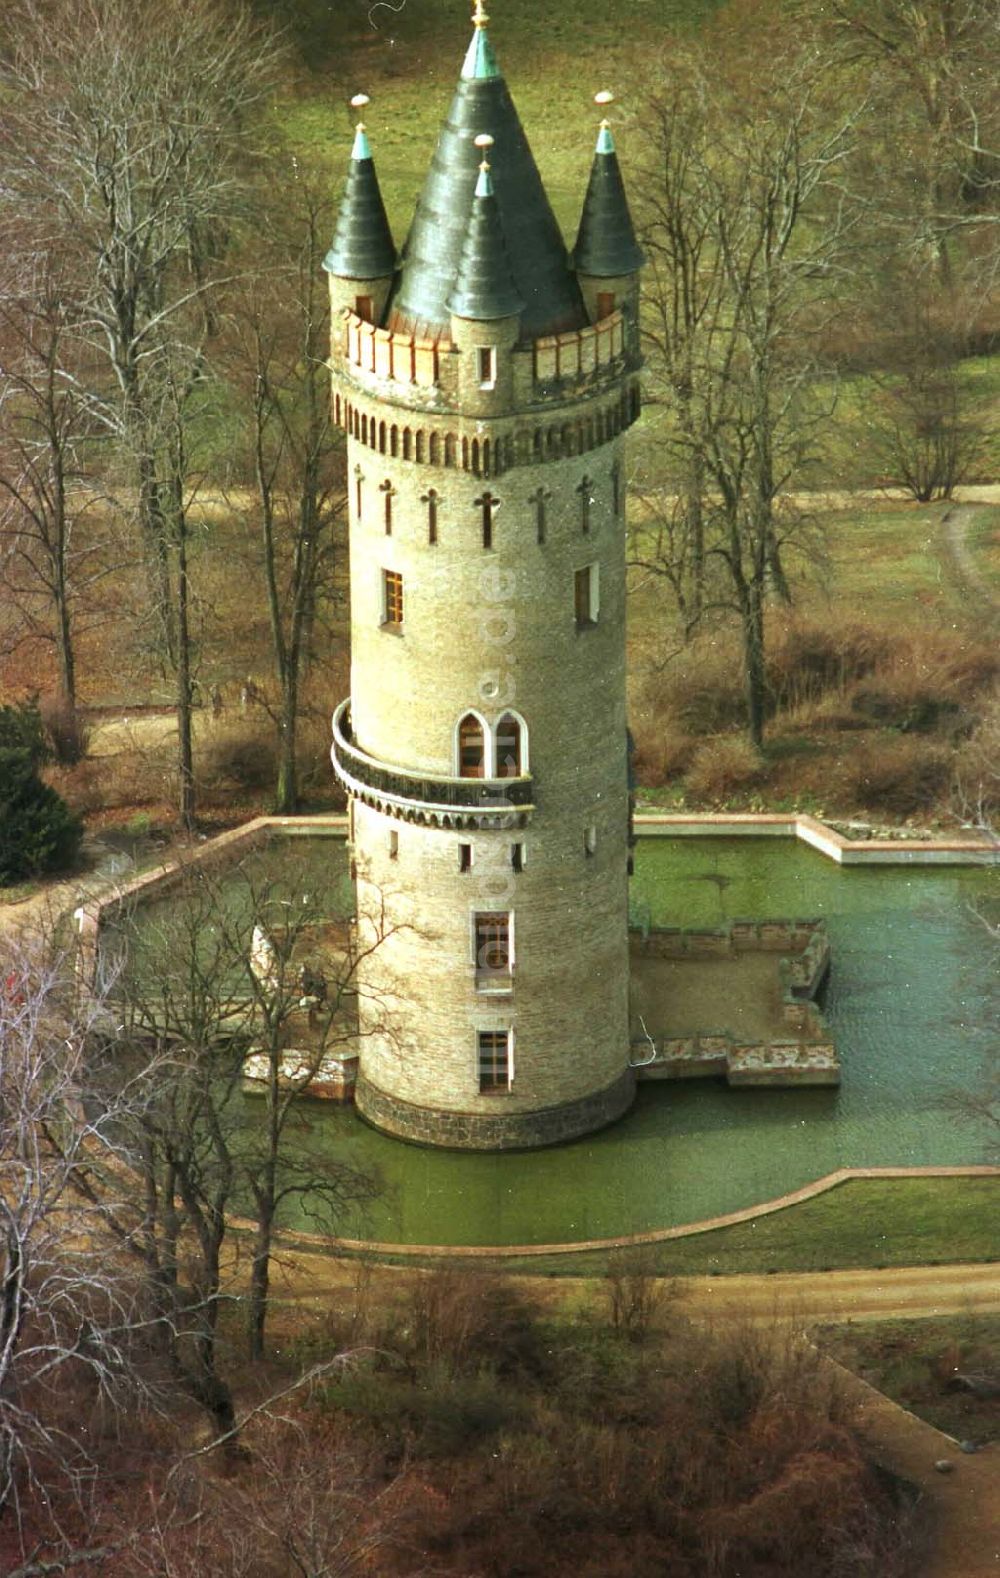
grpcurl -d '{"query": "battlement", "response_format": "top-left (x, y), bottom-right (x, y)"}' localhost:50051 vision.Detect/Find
top-left (345, 314), bottom-right (447, 388)
top-left (335, 307), bottom-right (631, 415)
top-left (533, 315), bottom-right (624, 385)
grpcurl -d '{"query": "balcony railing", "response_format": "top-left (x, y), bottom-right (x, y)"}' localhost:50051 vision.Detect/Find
top-left (331, 700), bottom-right (534, 824)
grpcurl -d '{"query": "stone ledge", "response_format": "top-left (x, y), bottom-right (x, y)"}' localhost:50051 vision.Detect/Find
top-left (355, 1067), bottom-right (636, 1151)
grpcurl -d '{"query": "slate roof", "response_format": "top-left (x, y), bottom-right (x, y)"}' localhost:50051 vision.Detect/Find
top-left (572, 123), bottom-right (645, 278)
top-left (323, 125), bottom-right (397, 281)
top-left (386, 18), bottom-right (585, 340)
top-left (447, 161), bottom-right (525, 321)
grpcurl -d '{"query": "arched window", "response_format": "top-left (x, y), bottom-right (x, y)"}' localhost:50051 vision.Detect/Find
top-left (496, 713), bottom-right (524, 777)
top-left (458, 714), bottom-right (485, 778)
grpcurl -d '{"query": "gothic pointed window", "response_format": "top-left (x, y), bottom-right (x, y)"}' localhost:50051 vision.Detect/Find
top-left (496, 713), bottom-right (522, 778)
top-left (458, 714), bottom-right (485, 778)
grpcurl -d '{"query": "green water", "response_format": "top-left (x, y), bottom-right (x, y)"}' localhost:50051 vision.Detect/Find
top-left (262, 835), bottom-right (997, 1247)
top-left (112, 833), bottom-right (997, 1247)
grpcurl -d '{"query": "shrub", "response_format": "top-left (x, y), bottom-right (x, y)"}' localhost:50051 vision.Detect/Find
top-left (684, 735), bottom-right (766, 802)
top-left (667, 639), bottom-right (747, 732)
top-left (0, 699), bottom-right (48, 765)
top-left (401, 1268), bottom-right (540, 1379)
top-left (629, 718), bottom-right (695, 787)
top-left (38, 693), bottom-right (88, 765)
top-left (603, 1247), bottom-right (675, 1344)
top-left (0, 748), bottom-right (83, 883)
top-left (953, 694), bottom-right (1000, 823)
top-left (198, 722), bottom-right (277, 795)
top-left (767, 619), bottom-right (890, 712)
top-left (841, 736), bottom-right (952, 817)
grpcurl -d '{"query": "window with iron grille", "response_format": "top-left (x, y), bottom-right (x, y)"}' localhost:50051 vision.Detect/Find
top-left (495, 713), bottom-right (522, 777)
top-left (478, 1029), bottom-right (511, 1093)
top-left (382, 569), bottom-right (403, 627)
top-left (475, 912), bottom-right (511, 982)
top-left (458, 714), bottom-right (485, 778)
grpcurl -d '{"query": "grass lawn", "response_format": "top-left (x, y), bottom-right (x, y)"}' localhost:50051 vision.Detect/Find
top-left (272, 0), bottom-right (719, 242)
top-left (454, 1177), bottom-right (1000, 1276)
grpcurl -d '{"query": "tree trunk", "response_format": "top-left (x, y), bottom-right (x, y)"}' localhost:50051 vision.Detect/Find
top-left (173, 499), bottom-right (196, 831)
top-left (248, 1202), bottom-right (274, 1363)
top-left (740, 580), bottom-right (767, 749)
top-left (275, 680), bottom-right (298, 815)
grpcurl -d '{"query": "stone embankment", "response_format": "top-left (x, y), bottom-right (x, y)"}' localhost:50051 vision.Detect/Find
top-left (630, 918), bottom-right (838, 1086)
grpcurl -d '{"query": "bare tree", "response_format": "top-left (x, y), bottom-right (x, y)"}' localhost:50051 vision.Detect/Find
top-left (0, 933), bottom-right (159, 1557)
top-left (823, 0), bottom-right (1000, 286)
top-left (0, 0), bottom-right (278, 630)
top-left (0, 271), bottom-right (116, 734)
top-left (636, 48), bottom-right (860, 745)
top-left (224, 185), bottom-right (347, 813)
top-left (865, 281), bottom-right (982, 500)
top-left (108, 848), bottom-right (380, 1366)
top-left (0, 0), bottom-right (281, 824)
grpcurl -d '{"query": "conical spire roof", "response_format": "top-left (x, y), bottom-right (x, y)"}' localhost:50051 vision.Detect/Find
top-left (387, 10), bottom-right (584, 340)
top-left (573, 119), bottom-right (644, 278)
top-left (447, 156), bottom-right (524, 320)
top-left (324, 119), bottom-right (397, 281)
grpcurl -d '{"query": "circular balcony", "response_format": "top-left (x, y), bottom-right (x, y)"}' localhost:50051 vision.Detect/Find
top-left (331, 700), bottom-right (534, 830)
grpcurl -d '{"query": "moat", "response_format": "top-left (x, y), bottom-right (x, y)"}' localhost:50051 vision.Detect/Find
top-left (101, 827), bottom-right (997, 1247)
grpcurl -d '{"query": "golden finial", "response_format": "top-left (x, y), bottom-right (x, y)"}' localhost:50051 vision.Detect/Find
top-left (474, 131), bottom-right (494, 171)
top-left (472, 0), bottom-right (490, 28)
top-left (350, 92), bottom-right (370, 132)
top-left (595, 88), bottom-right (614, 130)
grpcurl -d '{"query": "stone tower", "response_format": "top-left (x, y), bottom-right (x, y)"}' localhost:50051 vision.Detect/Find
top-left (325, 5), bottom-right (644, 1149)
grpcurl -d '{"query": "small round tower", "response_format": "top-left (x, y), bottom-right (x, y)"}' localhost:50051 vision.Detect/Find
top-left (326, 6), bottom-right (644, 1149)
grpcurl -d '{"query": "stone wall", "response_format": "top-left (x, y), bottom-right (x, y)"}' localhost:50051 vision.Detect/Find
top-left (355, 1067), bottom-right (634, 1149)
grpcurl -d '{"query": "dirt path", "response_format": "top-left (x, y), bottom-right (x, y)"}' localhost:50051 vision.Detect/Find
top-left (940, 504), bottom-right (1000, 629)
top-left (0, 836), bottom-right (137, 946)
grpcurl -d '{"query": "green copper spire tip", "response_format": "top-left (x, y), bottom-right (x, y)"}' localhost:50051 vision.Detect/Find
top-left (351, 124), bottom-right (372, 161)
top-left (475, 161), bottom-right (493, 198)
top-left (596, 122), bottom-right (615, 155)
top-left (461, 25), bottom-right (500, 79)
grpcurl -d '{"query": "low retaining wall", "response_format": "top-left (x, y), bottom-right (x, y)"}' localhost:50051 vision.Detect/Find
top-left (630, 920), bottom-right (837, 1085)
top-left (271, 1166), bottom-right (1000, 1261)
top-left (633, 812), bottom-right (998, 866)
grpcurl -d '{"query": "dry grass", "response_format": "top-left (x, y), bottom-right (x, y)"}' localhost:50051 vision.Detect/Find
top-left (684, 735), bottom-right (767, 802)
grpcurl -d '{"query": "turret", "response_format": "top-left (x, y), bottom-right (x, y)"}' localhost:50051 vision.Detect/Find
top-left (323, 95), bottom-right (397, 326)
top-left (447, 135), bottom-right (523, 415)
top-left (385, 1), bottom-right (584, 341)
top-left (572, 92), bottom-right (644, 354)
